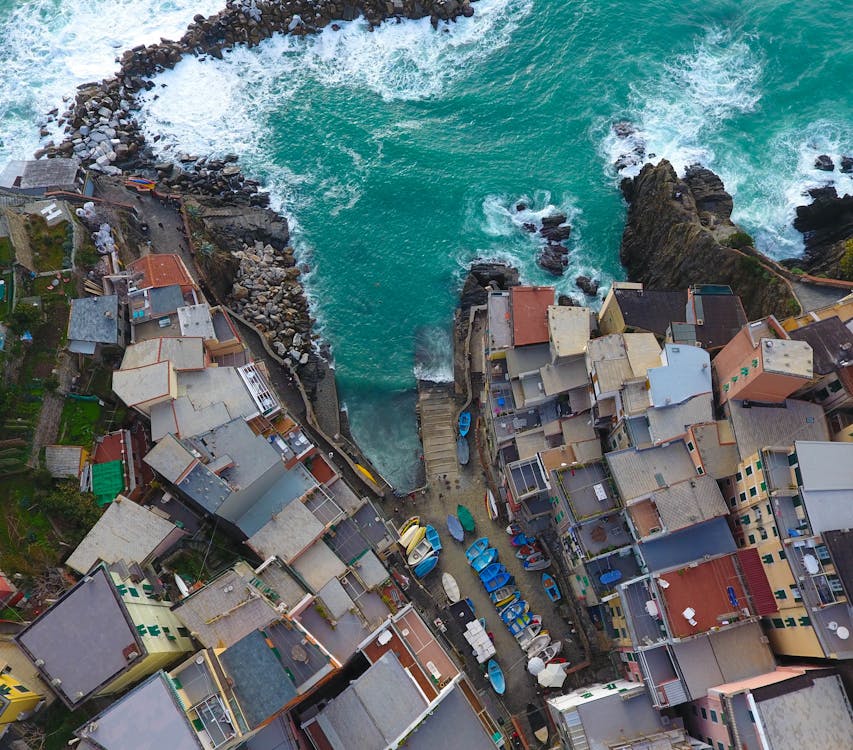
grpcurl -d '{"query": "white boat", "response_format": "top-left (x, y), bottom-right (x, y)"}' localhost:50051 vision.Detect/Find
top-left (399, 524), bottom-right (422, 551)
top-left (442, 573), bottom-right (461, 603)
top-left (405, 526), bottom-right (427, 555)
top-left (485, 489), bottom-right (499, 520)
top-left (174, 573), bottom-right (190, 597)
top-left (517, 626), bottom-right (547, 650)
top-left (407, 538), bottom-right (434, 567)
top-left (531, 641), bottom-right (562, 662)
top-left (525, 633), bottom-right (552, 658)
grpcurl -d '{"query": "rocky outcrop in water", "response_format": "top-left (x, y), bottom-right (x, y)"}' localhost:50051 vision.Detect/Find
top-left (791, 185), bottom-right (853, 279)
top-left (620, 160), bottom-right (797, 319)
top-left (460, 262), bottom-right (519, 309)
top-left (536, 212), bottom-right (571, 275)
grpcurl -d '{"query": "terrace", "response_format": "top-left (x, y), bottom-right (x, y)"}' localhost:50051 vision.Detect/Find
top-left (638, 645), bottom-right (688, 708)
top-left (507, 455), bottom-right (550, 502)
top-left (585, 548), bottom-right (644, 599)
top-left (622, 577), bottom-right (669, 646)
top-left (555, 462), bottom-right (619, 521)
top-left (573, 512), bottom-right (632, 558)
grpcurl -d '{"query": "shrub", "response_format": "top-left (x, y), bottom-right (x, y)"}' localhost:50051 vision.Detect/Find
top-left (725, 231), bottom-right (755, 250)
top-left (839, 239), bottom-right (853, 281)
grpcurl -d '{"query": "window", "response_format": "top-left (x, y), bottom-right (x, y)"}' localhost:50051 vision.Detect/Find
top-left (790, 585), bottom-right (802, 601)
top-left (717, 743), bottom-right (725, 750)
top-left (687, 441), bottom-right (695, 452)
top-left (792, 494), bottom-right (802, 507)
top-left (748, 534), bottom-right (756, 544)
top-left (697, 465), bottom-right (705, 475)
top-left (772, 618), bottom-right (785, 628)
top-left (745, 465), bottom-right (753, 476)
top-left (784, 617), bottom-right (796, 627)
top-left (799, 616), bottom-right (811, 627)
top-left (736, 472), bottom-right (743, 482)
top-left (787, 452), bottom-right (798, 466)
top-left (749, 486), bottom-right (758, 497)
top-left (760, 481), bottom-right (767, 492)
top-left (14, 685), bottom-right (29, 693)
top-left (760, 528), bottom-right (768, 540)
top-left (739, 492), bottom-right (747, 504)
top-left (815, 544), bottom-right (831, 561)
top-left (729, 497), bottom-right (737, 508)
top-left (762, 553), bottom-right (774, 564)
top-left (774, 589), bottom-right (787, 600)
top-left (710, 710), bottom-right (718, 723)
top-left (772, 526), bottom-right (778, 537)
top-left (828, 576), bottom-right (844, 594)
top-left (755, 459), bottom-right (762, 470)
top-left (766, 503), bottom-right (772, 515)
top-left (829, 379), bottom-right (843, 393)
top-left (740, 515), bottom-right (751, 525)
top-left (701, 708), bottom-right (707, 719)
top-left (815, 387), bottom-right (830, 400)
top-left (748, 710), bottom-right (755, 723)
top-left (778, 549), bottom-right (787, 561)
top-left (620, 628), bottom-right (627, 638)
top-left (177, 627), bottom-right (191, 638)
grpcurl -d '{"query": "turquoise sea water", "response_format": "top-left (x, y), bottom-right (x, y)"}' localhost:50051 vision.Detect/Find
top-left (2, 0), bottom-right (852, 488)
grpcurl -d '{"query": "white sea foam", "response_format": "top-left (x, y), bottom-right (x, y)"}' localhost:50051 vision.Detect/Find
top-left (469, 191), bottom-right (613, 306)
top-left (732, 120), bottom-right (853, 259)
top-left (0, 0), bottom-right (224, 163)
top-left (413, 325), bottom-right (454, 382)
top-left (600, 27), bottom-right (763, 180)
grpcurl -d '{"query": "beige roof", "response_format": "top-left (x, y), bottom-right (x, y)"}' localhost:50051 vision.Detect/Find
top-left (650, 476), bottom-right (728, 533)
top-left (516, 431), bottom-right (549, 460)
top-left (291, 541), bottom-right (346, 591)
top-left (605, 441), bottom-right (698, 502)
top-left (548, 305), bottom-right (592, 358)
top-left (112, 360), bottom-right (173, 408)
top-left (143, 433), bottom-right (195, 483)
top-left (247, 501), bottom-right (326, 564)
top-left (622, 379), bottom-right (652, 416)
top-left (65, 496), bottom-right (183, 575)
top-left (624, 333), bottom-right (662, 376)
top-left (594, 358), bottom-right (635, 394)
top-left (691, 421), bottom-right (739, 479)
top-left (760, 338), bottom-right (813, 378)
top-left (540, 359), bottom-right (589, 396)
top-left (647, 393), bottom-right (715, 444)
top-left (45, 445), bottom-right (84, 478)
top-left (587, 333), bottom-right (627, 363)
top-left (149, 396), bottom-right (231, 442)
top-left (176, 367), bottom-right (258, 420)
top-left (120, 337), bottom-right (205, 372)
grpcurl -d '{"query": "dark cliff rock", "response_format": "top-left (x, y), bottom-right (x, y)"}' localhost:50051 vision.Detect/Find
top-left (619, 160), bottom-right (796, 320)
top-left (792, 186), bottom-right (853, 279)
top-left (460, 262), bottom-right (519, 309)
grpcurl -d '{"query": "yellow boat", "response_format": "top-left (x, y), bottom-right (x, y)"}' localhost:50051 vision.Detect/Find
top-left (355, 463), bottom-right (376, 483)
top-left (405, 526), bottom-right (427, 555)
top-left (398, 516), bottom-right (421, 541)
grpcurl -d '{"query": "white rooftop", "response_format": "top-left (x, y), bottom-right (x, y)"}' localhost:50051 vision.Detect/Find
top-left (648, 343), bottom-right (712, 407)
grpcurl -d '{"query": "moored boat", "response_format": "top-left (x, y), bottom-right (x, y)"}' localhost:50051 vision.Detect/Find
top-left (408, 539), bottom-right (435, 567)
top-left (478, 562), bottom-right (506, 582)
top-left (486, 659), bottom-right (505, 695)
top-left (524, 633), bottom-right (552, 658)
top-left (527, 703), bottom-right (549, 744)
top-left (425, 525), bottom-right (442, 552)
top-left (442, 572), bottom-right (461, 603)
top-left (413, 553), bottom-right (440, 579)
top-left (447, 514), bottom-right (465, 542)
top-left (510, 532), bottom-right (536, 547)
top-left (530, 641), bottom-right (562, 662)
top-left (496, 590), bottom-right (522, 613)
top-left (405, 526), bottom-right (427, 555)
top-left (482, 570), bottom-right (512, 593)
top-left (542, 572), bottom-right (561, 602)
top-left (489, 586), bottom-right (517, 607)
top-left (457, 504), bottom-right (475, 533)
top-left (471, 548), bottom-right (498, 573)
top-left (485, 488), bottom-right (498, 520)
top-left (465, 537), bottom-right (490, 562)
top-left (458, 410), bottom-right (471, 437)
top-left (506, 613), bottom-right (533, 635)
top-left (524, 555), bottom-right (552, 571)
top-left (457, 435), bottom-right (470, 465)
top-left (500, 600), bottom-right (530, 623)
top-left (516, 624), bottom-right (546, 649)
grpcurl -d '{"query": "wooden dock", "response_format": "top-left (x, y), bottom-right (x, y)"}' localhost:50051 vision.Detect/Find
top-left (416, 382), bottom-right (459, 483)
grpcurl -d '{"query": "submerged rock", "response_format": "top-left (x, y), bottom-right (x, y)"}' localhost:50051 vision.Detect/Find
top-left (575, 276), bottom-right (600, 297)
top-left (814, 154), bottom-right (835, 172)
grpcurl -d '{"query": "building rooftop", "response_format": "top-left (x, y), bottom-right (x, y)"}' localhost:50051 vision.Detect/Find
top-left (506, 342), bottom-right (550, 378)
top-left (218, 630), bottom-right (299, 728)
top-left (149, 395), bottom-right (230, 442)
top-left (247, 500), bottom-right (326, 563)
top-left (73, 672), bottom-right (202, 750)
top-left (65, 496), bottom-right (183, 575)
top-left (312, 651), bottom-right (427, 750)
top-left (177, 366), bottom-right (263, 421)
top-left (823, 530), bottom-right (853, 601)
top-left (15, 565), bottom-right (143, 708)
top-left (646, 393), bottom-right (714, 444)
top-left (787, 315), bottom-right (853, 375)
top-left (403, 684), bottom-right (496, 750)
top-left (177, 303), bottom-right (216, 340)
top-left (121, 337), bottom-right (205, 373)
top-left (648, 344), bottom-right (711, 407)
top-left (143, 434), bottom-right (196, 484)
top-left (112, 360), bottom-right (173, 409)
top-left (760, 337), bottom-right (813, 377)
top-left (639, 516), bottom-right (736, 572)
top-left (44, 444), bottom-right (85, 479)
top-left (291, 541), bottom-right (346, 592)
top-left (643, 475), bottom-right (727, 535)
top-left (605, 441), bottom-right (698, 503)
top-left (686, 288), bottom-right (748, 350)
top-left (794, 440), bottom-right (853, 533)
top-left (0, 158), bottom-right (79, 191)
top-left (611, 287), bottom-right (688, 337)
top-left (539, 357), bottom-right (589, 395)
top-left (725, 399), bottom-right (828, 460)
top-left (130, 254), bottom-right (195, 292)
top-left (689, 421), bottom-right (739, 479)
top-left (67, 295), bottom-right (119, 351)
top-left (511, 286), bottom-right (553, 346)
top-left (486, 291), bottom-right (512, 353)
top-left (548, 305), bottom-right (593, 359)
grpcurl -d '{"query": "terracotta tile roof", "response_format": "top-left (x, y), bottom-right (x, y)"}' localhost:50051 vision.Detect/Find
top-left (130, 254), bottom-right (194, 292)
top-left (511, 286), bottom-right (554, 346)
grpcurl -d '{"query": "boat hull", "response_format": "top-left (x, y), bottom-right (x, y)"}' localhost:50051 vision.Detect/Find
top-left (483, 571), bottom-right (512, 593)
top-left (458, 410), bottom-right (471, 437)
top-left (524, 557), bottom-right (552, 571)
top-left (465, 537), bottom-right (490, 562)
top-left (457, 504), bottom-right (476, 533)
top-left (425, 525), bottom-right (442, 552)
top-left (485, 489), bottom-right (498, 520)
top-left (413, 553), bottom-right (439, 579)
top-left (487, 658), bottom-right (505, 695)
top-left (442, 573), bottom-right (461, 603)
top-left (489, 586), bottom-right (517, 607)
top-left (457, 436), bottom-right (470, 465)
top-left (542, 573), bottom-right (562, 602)
top-left (447, 515), bottom-right (465, 542)
top-left (407, 539), bottom-right (435, 567)
top-left (405, 527), bottom-right (426, 555)
top-left (500, 601), bottom-right (530, 623)
top-left (471, 548), bottom-right (498, 573)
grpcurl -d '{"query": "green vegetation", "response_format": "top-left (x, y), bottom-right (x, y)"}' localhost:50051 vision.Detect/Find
top-left (25, 215), bottom-right (72, 272)
top-left (0, 269), bottom-right (14, 321)
top-left (0, 236), bottom-right (13, 265)
top-left (7, 300), bottom-right (44, 334)
top-left (790, 267), bottom-right (805, 275)
top-left (39, 481), bottom-right (102, 545)
top-left (58, 399), bottom-right (102, 445)
top-left (0, 474), bottom-right (61, 576)
top-left (839, 238), bottom-right (853, 281)
top-left (724, 230), bottom-right (755, 250)
top-left (737, 254), bottom-right (767, 279)
top-left (36, 697), bottom-right (96, 750)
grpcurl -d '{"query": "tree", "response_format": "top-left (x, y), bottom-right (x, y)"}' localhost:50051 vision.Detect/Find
top-left (8, 302), bottom-right (44, 335)
top-left (38, 481), bottom-right (102, 541)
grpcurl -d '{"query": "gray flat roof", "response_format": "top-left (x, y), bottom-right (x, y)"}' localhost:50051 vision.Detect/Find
top-left (68, 295), bottom-right (119, 345)
top-left (606, 441), bottom-right (697, 503)
top-left (247, 500), bottom-right (325, 563)
top-left (726, 399), bottom-right (828, 460)
top-left (16, 566), bottom-right (141, 707)
top-left (403, 684), bottom-right (495, 750)
top-left (144, 434), bottom-right (195, 484)
top-left (149, 285), bottom-right (185, 316)
top-left (638, 517), bottom-right (735, 572)
top-left (646, 393), bottom-right (714, 444)
top-left (232, 462), bottom-right (319, 538)
top-left (0, 158), bottom-right (79, 189)
top-left (74, 671), bottom-right (202, 750)
top-left (178, 367), bottom-right (258, 421)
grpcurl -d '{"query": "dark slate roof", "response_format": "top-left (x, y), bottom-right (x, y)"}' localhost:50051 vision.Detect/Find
top-left (638, 516), bottom-right (736, 571)
top-left (219, 630), bottom-right (297, 728)
top-left (788, 316), bottom-right (853, 375)
top-left (67, 295), bottom-right (119, 345)
top-left (823, 530), bottom-right (853, 600)
top-left (150, 285), bottom-right (186, 316)
top-left (691, 293), bottom-right (748, 351)
top-left (615, 288), bottom-right (688, 337)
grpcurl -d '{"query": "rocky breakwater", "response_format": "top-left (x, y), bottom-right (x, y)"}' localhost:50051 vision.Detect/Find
top-left (787, 153), bottom-right (853, 280)
top-left (620, 160), bottom-right (796, 319)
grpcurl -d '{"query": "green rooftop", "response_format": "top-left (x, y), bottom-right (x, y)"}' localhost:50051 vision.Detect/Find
top-left (91, 460), bottom-right (124, 507)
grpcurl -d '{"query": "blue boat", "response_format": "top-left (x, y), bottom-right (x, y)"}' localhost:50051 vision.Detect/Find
top-left (465, 537), bottom-right (490, 562)
top-left (510, 532), bottom-right (536, 547)
top-left (447, 515), bottom-right (465, 542)
top-left (507, 613), bottom-right (533, 635)
top-left (478, 562), bottom-right (506, 582)
top-left (413, 553), bottom-right (439, 579)
top-left (471, 548), bottom-right (498, 573)
top-left (499, 601), bottom-right (530, 623)
top-left (458, 410), bottom-right (471, 437)
top-left (425, 525), bottom-right (442, 553)
top-left (483, 571), bottom-right (513, 593)
top-left (496, 590), bottom-right (522, 613)
top-left (487, 659), bottom-right (505, 695)
top-left (542, 572), bottom-right (562, 602)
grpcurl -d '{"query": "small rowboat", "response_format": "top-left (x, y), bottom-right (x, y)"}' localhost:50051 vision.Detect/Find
top-left (486, 658), bottom-right (505, 695)
top-left (442, 573), bottom-right (461, 603)
top-left (500, 600), bottom-right (530, 623)
top-left (516, 624), bottom-right (546, 650)
top-left (510, 532), bottom-right (536, 547)
top-left (531, 641), bottom-right (562, 662)
top-left (457, 504), bottom-right (476, 533)
top-left (542, 573), bottom-right (562, 602)
top-left (485, 489), bottom-right (498, 520)
top-left (506, 613), bottom-right (533, 635)
top-left (490, 586), bottom-right (517, 607)
top-left (524, 556), bottom-right (552, 571)
top-left (458, 410), bottom-right (471, 437)
top-left (425, 525), bottom-right (442, 552)
top-left (398, 516), bottom-right (422, 549)
top-left (471, 548), bottom-right (498, 573)
top-left (525, 633), bottom-right (552, 658)
top-left (457, 436), bottom-right (470, 465)
top-left (405, 526), bottom-right (427, 555)
top-left (408, 538), bottom-right (435, 567)
top-left (515, 543), bottom-right (542, 559)
top-left (413, 553), bottom-right (439, 579)
top-left (482, 571), bottom-right (512, 593)
top-left (447, 514), bottom-right (465, 542)
top-left (478, 562), bottom-right (506, 582)
top-left (506, 523), bottom-right (522, 536)
top-left (496, 591), bottom-right (522, 614)
top-left (466, 537), bottom-right (490, 562)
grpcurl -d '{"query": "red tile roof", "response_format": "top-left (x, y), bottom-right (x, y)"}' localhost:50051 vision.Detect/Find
top-left (736, 548), bottom-right (778, 616)
top-left (511, 286), bottom-right (554, 346)
top-left (130, 254), bottom-right (195, 292)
